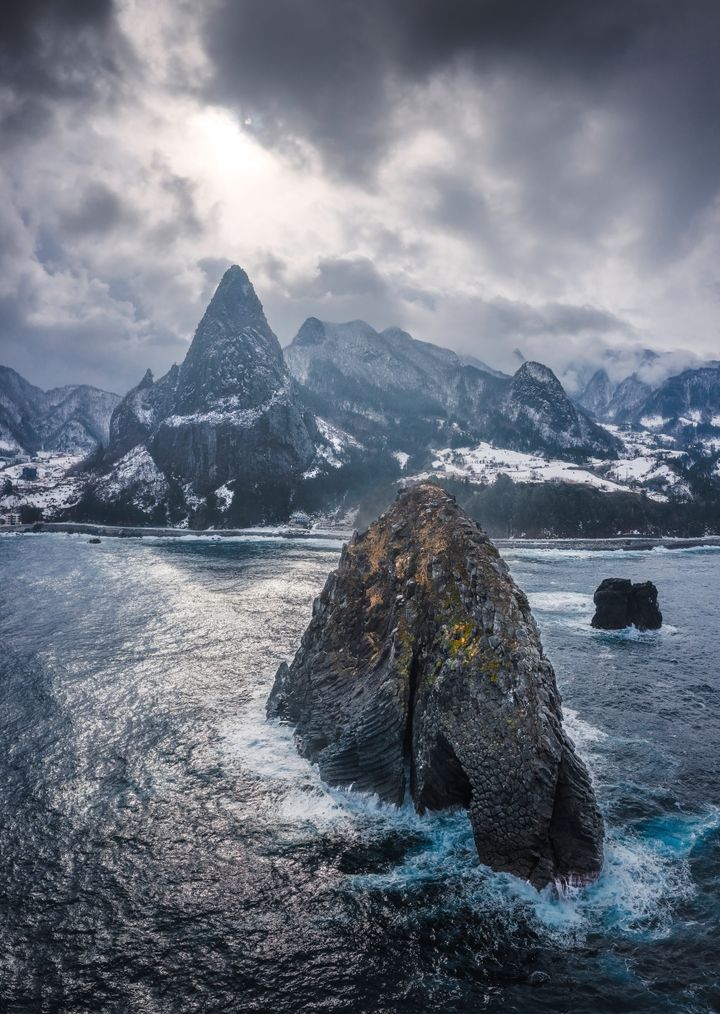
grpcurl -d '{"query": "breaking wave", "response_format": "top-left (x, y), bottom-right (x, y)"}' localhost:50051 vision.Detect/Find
top-left (223, 692), bottom-right (713, 949)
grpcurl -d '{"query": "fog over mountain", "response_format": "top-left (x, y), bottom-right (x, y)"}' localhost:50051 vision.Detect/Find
top-left (2, 2), bottom-right (720, 394)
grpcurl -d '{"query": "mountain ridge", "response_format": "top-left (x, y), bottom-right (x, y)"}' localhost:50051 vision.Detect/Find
top-left (0, 365), bottom-right (120, 456)
top-left (4, 264), bottom-right (719, 531)
top-left (286, 318), bottom-right (619, 460)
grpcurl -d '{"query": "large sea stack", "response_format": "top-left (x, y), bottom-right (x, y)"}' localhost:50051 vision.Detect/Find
top-left (268, 483), bottom-right (604, 888)
top-left (591, 578), bottom-right (662, 630)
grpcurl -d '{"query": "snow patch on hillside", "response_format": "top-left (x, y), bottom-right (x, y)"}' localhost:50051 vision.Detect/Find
top-left (0, 452), bottom-right (84, 517)
top-left (163, 385), bottom-right (293, 429)
top-left (409, 430), bottom-right (698, 502)
top-left (415, 443), bottom-right (642, 495)
top-left (215, 483), bottom-right (233, 510)
top-left (94, 446), bottom-right (168, 503)
top-left (640, 415), bottom-right (669, 430)
top-left (303, 418), bottom-right (362, 478)
top-left (599, 426), bottom-right (690, 498)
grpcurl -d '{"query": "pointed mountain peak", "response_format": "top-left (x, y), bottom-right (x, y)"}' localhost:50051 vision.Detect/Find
top-left (380, 325), bottom-right (413, 342)
top-left (293, 317), bottom-right (327, 346)
top-left (513, 360), bottom-right (561, 386)
top-left (290, 318), bottom-right (378, 349)
top-left (139, 368), bottom-right (154, 389)
top-left (173, 266), bottom-right (287, 415)
top-left (222, 263), bottom-right (247, 281)
top-left (205, 264), bottom-right (265, 322)
top-left (578, 367), bottom-right (616, 419)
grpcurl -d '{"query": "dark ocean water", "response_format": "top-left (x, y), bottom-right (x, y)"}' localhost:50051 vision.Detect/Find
top-left (1, 532), bottom-right (719, 1013)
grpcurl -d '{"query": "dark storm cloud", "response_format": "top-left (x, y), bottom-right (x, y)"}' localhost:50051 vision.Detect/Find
top-left (476, 297), bottom-right (632, 341)
top-left (159, 173), bottom-right (204, 235)
top-left (1, 0), bottom-right (121, 93)
top-left (58, 182), bottom-right (139, 237)
top-left (0, 0), bottom-right (131, 144)
top-left (202, 0), bottom-right (720, 255)
top-left (312, 257), bottom-right (388, 299)
top-left (2, 1), bottom-right (718, 393)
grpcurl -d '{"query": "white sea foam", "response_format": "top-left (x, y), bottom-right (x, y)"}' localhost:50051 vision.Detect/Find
top-left (651, 544), bottom-right (720, 555)
top-left (342, 814), bottom-right (706, 946)
top-left (563, 707), bottom-right (608, 749)
top-left (593, 623), bottom-right (679, 641)
top-left (506, 543), bottom-right (720, 563)
top-left (523, 828), bottom-right (696, 941)
top-left (528, 591), bottom-right (594, 614)
top-left (222, 684), bottom-right (709, 947)
top-left (506, 547), bottom-right (616, 561)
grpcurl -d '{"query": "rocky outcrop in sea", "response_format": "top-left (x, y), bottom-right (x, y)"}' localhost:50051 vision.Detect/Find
top-left (591, 578), bottom-right (662, 630)
top-left (268, 483), bottom-right (604, 888)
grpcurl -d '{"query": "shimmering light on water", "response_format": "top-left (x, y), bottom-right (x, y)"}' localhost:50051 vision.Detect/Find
top-left (1, 532), bottom-right (719, 1012)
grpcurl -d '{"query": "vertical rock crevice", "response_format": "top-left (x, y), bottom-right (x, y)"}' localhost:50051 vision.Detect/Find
top-left (402, 649), bottom-right (420, 803)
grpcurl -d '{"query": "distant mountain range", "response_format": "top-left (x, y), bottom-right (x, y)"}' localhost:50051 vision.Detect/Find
top-left (2, 264), bottom-right (720, 529)
top-left (285, 317), bottom-right (617, 460)
top-left (0, 367), bottom-right (120, 456)
top-left (577, 363), bottom-right (720, 438)
top-left (81, 266), bottom-right (622, 523)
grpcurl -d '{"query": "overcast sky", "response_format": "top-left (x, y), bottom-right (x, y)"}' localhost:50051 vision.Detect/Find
top-left (1, 0), bottom-right (719, 394)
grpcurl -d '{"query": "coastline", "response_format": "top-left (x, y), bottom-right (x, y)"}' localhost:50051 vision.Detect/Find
top-left (495, 535), bottom-right (720, 551)
top-left (5, 521), bottom-right (720, 551)
top-left (11, 521), bottom-right (353, 542)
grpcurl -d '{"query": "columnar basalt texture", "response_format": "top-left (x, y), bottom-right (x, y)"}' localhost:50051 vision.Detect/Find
top-left (591, 578), bottom-right (662, 630)
top-left (268, 482), bottom-right (604, 888)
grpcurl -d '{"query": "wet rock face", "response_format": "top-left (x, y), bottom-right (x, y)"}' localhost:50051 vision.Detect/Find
top-left (268, 483), bottom-right (604, 888)
top-left (591, 578), bottom-right (662, 631)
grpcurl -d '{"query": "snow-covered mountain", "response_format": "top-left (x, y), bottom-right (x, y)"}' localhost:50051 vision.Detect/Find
top-left (577, 368), bottom-right (653, 422)
top-left (107, 366), bottom-right (180, 458)
top-left (500, 362), bottom-right (620, 457)
top-left (0, 365), bottom-right (120, 456)
top-left (579, 362), bottom-right (720, 443)
top-left (634, 364), bottom-right (720, 436)
top-left (286, 319), bottom-right (618, 459)
top-left (285, 316), bottom-right (507, 448)
top-left (97, 266), bottom-right (364, 524)
top-left (150, 266), bottom-right (317, 491)
top-left (576, 368), bottom-right (615, 419)
top-left (607, 374), bottom-right (654, 421)
top-left (5, 264), bottom-right (719, 531)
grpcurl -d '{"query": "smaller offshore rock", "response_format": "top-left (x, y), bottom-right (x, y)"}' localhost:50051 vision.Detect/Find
top-left (268, 482), bottom-right (604, 888)
top-left (591, 578), bottom-right (662, 630)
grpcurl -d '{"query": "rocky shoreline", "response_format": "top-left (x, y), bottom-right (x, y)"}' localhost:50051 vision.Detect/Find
top-left (8, 522), bottom-right (720, 551)
top-left (496, 536), bottom-right (720, 551)
top-left (12, 522), bottom-right (351, 541)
